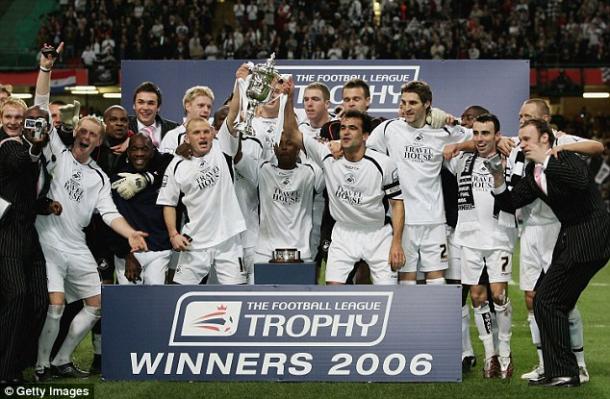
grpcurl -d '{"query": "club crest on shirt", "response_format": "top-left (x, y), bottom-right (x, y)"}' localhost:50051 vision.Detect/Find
top-left (280, 176), bottom-right (291, 187)
top-left (344, 172), bottom-right (356, 185)
top-left (71, 169), bottom-right (82, 181)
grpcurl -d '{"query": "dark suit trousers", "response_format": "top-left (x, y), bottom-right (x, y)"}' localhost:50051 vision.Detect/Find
top-left (534, 236), bottom-right (608, 379)
top-left (0, 249), bottom-right (48, 378)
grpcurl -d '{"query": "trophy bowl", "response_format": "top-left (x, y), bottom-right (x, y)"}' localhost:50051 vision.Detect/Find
top-left (270, 248), bottom-right (302, 263)
top-left (240, 53), bottom-right (281, 136)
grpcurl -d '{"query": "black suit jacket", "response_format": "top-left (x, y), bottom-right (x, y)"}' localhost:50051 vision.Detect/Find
top-left (128, 114), bottom-right (179, 140)
top-left (494, 151), bottom-right (610, 263)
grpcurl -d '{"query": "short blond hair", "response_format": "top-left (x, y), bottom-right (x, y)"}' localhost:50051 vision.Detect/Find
top-left (0, 97), bottom-right (27, 117)
top-left (76, 115), bottom-right (106, 137)
top-left (183, 86), bottom-right (215, 109)
top-left (523, 98), bottom-right (550, 117)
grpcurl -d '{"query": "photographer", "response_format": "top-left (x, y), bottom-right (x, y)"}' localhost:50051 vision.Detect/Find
top-left (0, 101), bottom-right (53, 384)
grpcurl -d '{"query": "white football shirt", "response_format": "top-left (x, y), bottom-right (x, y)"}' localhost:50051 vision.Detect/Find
top-left (302, 134), bottom-right (402, 230)
top-left (368, 118), bottom-right (471, 225)
top-left (256, 162), bottom-right (317, 260)
top-left (234, 136), bottom-right (264, 249)
top-left (446, 154), bottom-right (517, 251)
top-left (159, 124), bottom-right (186, 154)
top-left (251, 115), bottom-right (278, 162)
top-left (298, 119), bottom-right (322, 139)
top-left (36, 130), bottom-right (121, 253)
top-left (157, 128), bottom-right (245, 249)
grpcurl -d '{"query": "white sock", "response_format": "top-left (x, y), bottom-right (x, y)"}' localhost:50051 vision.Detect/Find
top-left (52, 305), bottom-right (101, 366)
top-left (92, 333), bottom-right (102, 355)
top-left (425, 277), bottom-right (446, 285)
top-left (493, 299), bottom-right (512, 358)
top-left (399, 280), bottom-right (417, 286)
top-left (569, 307), bottom-right (586, 367)
top-left (527, 311), bottom-right (544, 368)
top-left (473, 302), bottom-right (495, 360)
top-left (36, 304), bottom-right (65, 370)
top-left (462, 305), bottom-right (474, 357)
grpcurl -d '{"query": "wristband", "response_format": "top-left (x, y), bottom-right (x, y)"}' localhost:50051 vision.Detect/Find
top-left (39, 66), bottom-right (52, 73)
top-left (170, 232), bottom-right (180, 239)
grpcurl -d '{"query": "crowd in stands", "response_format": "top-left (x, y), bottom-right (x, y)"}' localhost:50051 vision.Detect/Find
top-left (37, 0), bottom-right (609, 66)
top-left (29, 0), bottom-right (610, 207)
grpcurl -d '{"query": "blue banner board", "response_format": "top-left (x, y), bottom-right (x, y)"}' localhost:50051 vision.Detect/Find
top-left (102, 285), bottom-right (461, 382)
top-left (122, 59), bottom-right (529, 136)
top-left (254, 263), bottom-right (316, 284)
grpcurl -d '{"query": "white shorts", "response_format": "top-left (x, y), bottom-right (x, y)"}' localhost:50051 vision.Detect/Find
top-left (445, 226), bottom-right (461, 281)
top-left (325, 224), bottom-right (397, 285)
top-left (173, 237), bottom-right (246, 285)
top-left (460, 246), bottom-right (512, 286)
top-left (519, 222), bottom-right (561, 291)
top-left (42, 244), bottom-right (100, 304)
top-left (400, 223), bottom-right (448, 273)
top-left (114, 250), bottom-right (172, 285)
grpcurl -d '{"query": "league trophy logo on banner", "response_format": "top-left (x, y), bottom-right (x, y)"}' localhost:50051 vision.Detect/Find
top-left (236, 53), bottom-right (288, 144)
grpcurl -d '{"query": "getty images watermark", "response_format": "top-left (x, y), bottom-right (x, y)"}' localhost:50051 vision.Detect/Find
top-left (2, 384), bottom-right (93, 399)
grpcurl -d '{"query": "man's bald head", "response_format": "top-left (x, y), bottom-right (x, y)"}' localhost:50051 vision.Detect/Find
top-left (104, 105), bottom-right (127, 120)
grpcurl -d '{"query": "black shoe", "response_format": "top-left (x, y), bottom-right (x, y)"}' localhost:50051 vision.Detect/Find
top-left (462, 356), bottom-right (476, 372)
top-left (0, 376), bottom-right (23, 385)
top-left (89, 354), bottom-right (102, 374)
top-left (541, 376), bottom-right (580, 388)
top-left (51, 363), bottom-right (90, 379)
top-left (35, 367), bottom-right (54, 382)
top-left (527, 373), bottom-right (547, 385)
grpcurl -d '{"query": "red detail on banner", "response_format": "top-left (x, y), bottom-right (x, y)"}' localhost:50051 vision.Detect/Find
top-left (0, 69), bottom-right (88, 86)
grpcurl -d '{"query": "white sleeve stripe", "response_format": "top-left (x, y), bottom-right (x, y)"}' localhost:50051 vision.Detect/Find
top-left (100, 211), bottom-right (121, 217)
top-left (156, 200), bottom-right (178, 207)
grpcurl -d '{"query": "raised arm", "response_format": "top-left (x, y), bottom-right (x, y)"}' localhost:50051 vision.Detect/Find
top-left (226, 64), bottom-right (252, 137)
top-left (35, 42), bottom-right (64, 110)
top-left (552, 137), bottom-right (604, 158)
top-left (282, 78), bottom-right (304, 151)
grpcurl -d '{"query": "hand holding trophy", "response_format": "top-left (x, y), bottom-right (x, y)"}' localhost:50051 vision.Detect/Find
top-left (236, 53), bottom-right (284, 137)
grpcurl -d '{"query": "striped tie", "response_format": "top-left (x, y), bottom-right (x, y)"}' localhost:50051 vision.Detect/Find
top-left (141, 125), bottom-right (158, 147)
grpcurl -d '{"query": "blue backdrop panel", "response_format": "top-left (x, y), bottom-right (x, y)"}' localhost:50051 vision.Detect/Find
top-left (122, 59), bottom-right (529, 136)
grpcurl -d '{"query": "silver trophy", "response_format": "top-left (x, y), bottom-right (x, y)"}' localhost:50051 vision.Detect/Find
top-left (270, 248), bottom-right (302, 263)
top-left (238, 53), bottom-right (282, 136)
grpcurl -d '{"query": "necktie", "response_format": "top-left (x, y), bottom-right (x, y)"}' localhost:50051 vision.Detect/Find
top-left (141, 125), bottom-right (158, 147)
